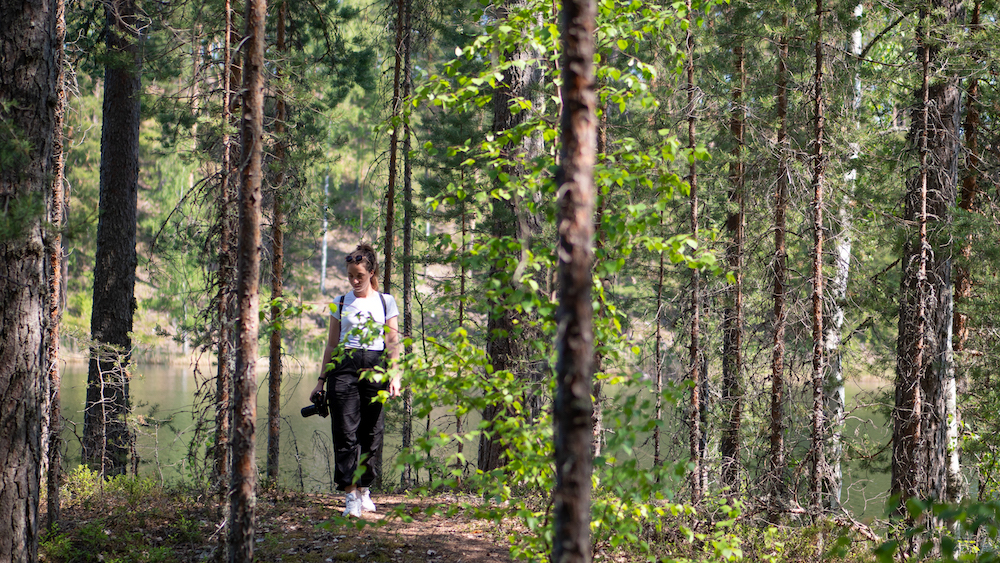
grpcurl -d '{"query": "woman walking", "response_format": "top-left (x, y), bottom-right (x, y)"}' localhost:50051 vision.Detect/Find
top-left (311, 243), bottom-right (401, 517)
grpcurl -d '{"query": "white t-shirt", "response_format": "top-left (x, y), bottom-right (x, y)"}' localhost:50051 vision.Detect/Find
top-left (333, 292), bottom-right (399, 351)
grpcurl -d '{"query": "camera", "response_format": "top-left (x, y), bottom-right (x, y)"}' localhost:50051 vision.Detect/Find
top-left (301, 392), bottom-right (329, 418)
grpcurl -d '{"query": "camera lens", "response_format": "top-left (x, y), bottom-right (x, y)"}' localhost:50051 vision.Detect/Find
top-left (301, 401), bottom-right (329, 418)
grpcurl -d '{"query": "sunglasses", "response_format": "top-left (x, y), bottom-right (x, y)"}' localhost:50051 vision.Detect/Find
top-left (346, 255), bottom-right (366, 264)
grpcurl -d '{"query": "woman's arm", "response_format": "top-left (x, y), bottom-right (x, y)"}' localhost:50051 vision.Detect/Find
top-left (311, 315), bottom-right (341, 401)
top-left (385, 315), bottom-right (401, 396)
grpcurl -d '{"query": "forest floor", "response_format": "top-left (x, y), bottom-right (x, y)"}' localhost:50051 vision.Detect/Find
top-left (42, 487), bottom-right (514, 563)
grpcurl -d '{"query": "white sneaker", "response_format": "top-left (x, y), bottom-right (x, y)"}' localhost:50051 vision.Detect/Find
top-left (359, 487), bottom-right (377, 513)
top-left (343, 491), bottom-right (362, 517)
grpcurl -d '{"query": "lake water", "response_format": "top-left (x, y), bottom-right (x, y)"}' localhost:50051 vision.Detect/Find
top-left (59, 360), bottom-right (893, 518)
top-left (839, 379), bottom-right (893, 520)
top-left (59, 360), bottom-right (380, 492)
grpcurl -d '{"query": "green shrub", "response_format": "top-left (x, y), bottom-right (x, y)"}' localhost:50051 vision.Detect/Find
top-left (39, 527), bottom-right (73, 562)
top-left (61, 465), bottom-right (103, 508)
top-left (107, 473), bottom-right (158, 507)
top-left (876, 498), bottom-right (1000, 563)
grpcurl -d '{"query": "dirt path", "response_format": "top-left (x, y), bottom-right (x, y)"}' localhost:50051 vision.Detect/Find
top-left (45, 489), bottom-right (515, 563)
top-left (254, 492), bottom-right (514, 563)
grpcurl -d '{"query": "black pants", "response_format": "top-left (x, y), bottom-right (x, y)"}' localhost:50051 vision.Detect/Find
top-left (325, 348), bottom-right (387, 491)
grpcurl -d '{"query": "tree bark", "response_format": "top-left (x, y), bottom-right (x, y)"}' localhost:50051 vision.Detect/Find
top-left (45, 0), bottom-right (68, 530)
top-left (824, 2), bottom-right (863, 511)
top-left (720, 2), bottom-right (745, 495)
top-left (371, 0), bottom-right (409, 489)
top-left (213, 7), bottom-right (240, 560)
top-left (809, 0), bottom-right (826, 513)
top-left (321, 174), bottom-right (330, 293)
top-left (0, 0), bottom-right (59, 558)
top-left (946, 0), bottom-right (981, 503)
top-left (383, 0), bottom-right (407, 291)
top-left (591, 105), bottom-right (607, 459)
top-left (230, 0), bottom-right (266, 555)
top-left (267, 0), bottom-right (288, 486)
top-left (769, 15), bottom-right (790, 520)
top-left (479, 0), bottom-right (535, 472)
top-left (214, 0), bottom-right (240, 511)
top-left (892, 0), bottom-right (961, 511)
top-left (953, 1), bottom-right (979, 357)
top-left (685, 0), bottom-right (702, 504)
top-left (400, 0), bottom-right (414, 488)
top-left (654, 211), bottom-right (664, 471)
top-left (552, 0), bottom-right (596, 558)
top-left (84, 0), bottom-right (142, 477)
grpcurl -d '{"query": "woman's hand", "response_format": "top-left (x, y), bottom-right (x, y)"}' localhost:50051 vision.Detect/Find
top-left (310, 380), bottom-right (326, 403)
top-left (388, 375), bottom-right (401, 398)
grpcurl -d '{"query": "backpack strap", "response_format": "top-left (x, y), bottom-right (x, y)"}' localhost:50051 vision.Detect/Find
top-left (339, 292), bottom-right (386, 320)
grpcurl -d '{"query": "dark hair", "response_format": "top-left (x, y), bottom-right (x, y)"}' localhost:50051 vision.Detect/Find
top-left (347, 243), bottom-right (379, 290)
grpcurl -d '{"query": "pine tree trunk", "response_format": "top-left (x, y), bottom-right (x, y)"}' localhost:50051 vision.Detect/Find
top-left (453, 197), bottom-right (469, 484)
top-left (230, 0), bottom-right (266, 555)
top-left (892, 0), bottom-right (961, 510)
top-left (654, 212), bottom-right (664, 471)
top-left (84, 0), bottom-right (142, 477)
top-left (214, 0), bottom-right (240, 511)
top-left (685, 0), bottom-right (702, 504)
top-left (371, 0), bottom-right (409, 489)
top-left (552, 0), bottom-right (596, 556)
top-left (267, 0), bottom-right (288, 486)
top-left (769, 16), bottom-right (790, 520)
top-left (383, 0), bottom-right (407, 291)
top-left (809, 0), bottom-right (826, 513)
top-left (212, 7), bottom-right (240, 559)
top-left (947, 0), bottom-right (980, 503)
top-left (479, 0), bottom-right (534, 471)
top-left (45, 0), bottom-right (68, 530)
top-left (893, 9), bottom-right (932, 513)
top-left (720, 3), bottom-right (745, 494)
top-left (400, 0), bottom-right (414, 488)
top-left (591, 106), bottom-right (607, 459)
top-left (0, 0), bottom-right (59, 557)
top-left (320, 174), bottom-right (329, 294)
top-left (953, 0), bottom-right (979, 357)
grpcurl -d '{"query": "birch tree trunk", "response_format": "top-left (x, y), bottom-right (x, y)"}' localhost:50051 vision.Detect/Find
top-left (552, 0), bottom-right (596, 556)
top-left (947, 0), bottom-right (981, 504)
top-left (823, 2), bottom-right (863, 512)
